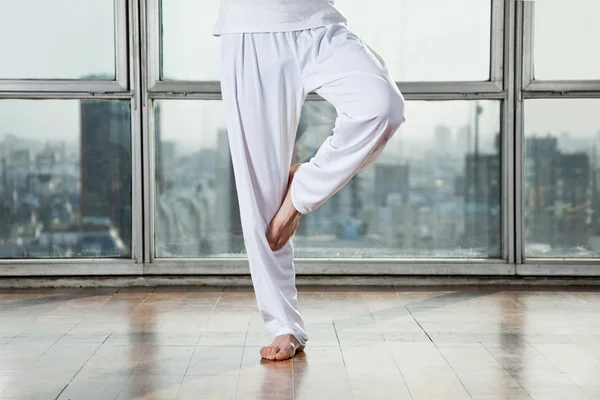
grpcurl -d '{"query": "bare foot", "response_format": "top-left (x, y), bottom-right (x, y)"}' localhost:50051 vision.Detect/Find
top-left (260, 333), bottom-right (305, 361)
top-left (267, 163), bottom-right (302, 251)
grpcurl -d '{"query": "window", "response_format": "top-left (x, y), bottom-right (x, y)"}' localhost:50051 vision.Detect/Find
top-left (153, 100), bottom-right (502, 259)
top-left (533, 0), bottom-right (600, 81)
top-left (523, 99), bottom-right (600, 258)
top-left (0, 1), bottom-right (117, 81)
top-left (2, 0), bottom-right (598, 274)
top-left (336, 0), bottom-right (493, 82)
top-left (154, 100), bottom-right (232, 257)
top-left (0, 100), bottom-right (132, 258)
top-left (157, 0), bottom-right (494, 83)
top-left (296, 100), bottom-right (502, 258)
top-left (159, 0), bottom-right (221, 81)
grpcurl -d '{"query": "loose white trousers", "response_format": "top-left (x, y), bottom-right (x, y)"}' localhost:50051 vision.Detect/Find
top-left (220, 24), bottom-right (405, 345)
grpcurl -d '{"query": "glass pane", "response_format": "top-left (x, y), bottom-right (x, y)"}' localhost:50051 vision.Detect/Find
top-left (154, 101), bottom-right (237, 257)
top-left (524, 99), bottom-right (600, 258)
top-left (336, 0), bottom-right (492, 82)
top-left (533, 0), bottom-right (600, 80)
top-left (296, 100), bottom-right (501, 258)
top-left (159, 0), bottom-right (491, 82)
top-left (0, 1), bottom-right (116, 80)
top-left (0, 100), bottom-right (132, 258)
top-left (155, 100), bottom-right (501, 258)
top-left (160, 0), bottom-right (221, 81)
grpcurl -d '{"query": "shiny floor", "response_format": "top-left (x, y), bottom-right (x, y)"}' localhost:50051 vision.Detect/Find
top-left (0, 286), bottom-right (599, 400)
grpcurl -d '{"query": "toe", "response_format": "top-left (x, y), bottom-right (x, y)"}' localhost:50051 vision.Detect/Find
top-left (260, 346), bottom-right (279, 360)
top-left (275, 346), bottom-right (294, 361)
top-left (260, 347), bottom-right (269, 359)
top-left (266, 346), bottom-right (279, 360)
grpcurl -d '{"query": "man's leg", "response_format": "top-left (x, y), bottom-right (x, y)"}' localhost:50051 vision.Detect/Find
top-left (219, 32), bottom-right (308, 360)
top-left (268, 25), bottom-right (406, 250)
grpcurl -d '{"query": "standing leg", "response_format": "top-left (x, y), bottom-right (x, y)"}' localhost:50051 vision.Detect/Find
top-left (269, 25), bottom-right (406, 250)
top-left (219, 32), bottom-right (308, 359)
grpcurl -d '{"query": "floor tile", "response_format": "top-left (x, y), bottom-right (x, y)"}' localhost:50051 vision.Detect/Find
top-left (132, 345), bottom-right (195, 377)
top-left (116, 375), bottom-right (182, 400)
top-left (176, 376), bottom-right (237, 400)
top-left (348, 373), bottom-right (412, 400)
top-left (0, 373), bottom-right (73, 400)
top-left (57, 372), bottom-right (129, 400)
top-left (186, 347), bottom-right (243, 377)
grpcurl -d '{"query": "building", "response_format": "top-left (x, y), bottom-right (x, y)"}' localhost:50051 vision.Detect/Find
top-left (457, 126), bottom-right (472, 157)
top-left (80, 100), bottom-right (131, 256)
top-left (434, 124), bottom-right (452, 156)
top-left (556, 153), bottom-right (591, 249)
top-left (374, 163), bottom-right (410, 208)
top-left (463, 153), bottom-right (501, 254)
top-left (525, 135), bottom-right (592, 252)
top-left (524, 136), bottom-right (560, 248)
top-left (214, 128), bottom-right (243, 255)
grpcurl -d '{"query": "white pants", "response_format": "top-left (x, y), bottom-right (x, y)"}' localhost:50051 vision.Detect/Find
top-left (220, 24), bottom-right (405, 345)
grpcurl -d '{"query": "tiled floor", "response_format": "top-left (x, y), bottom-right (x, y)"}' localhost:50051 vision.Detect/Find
top-left (0, 286), bottom-right (599, 399)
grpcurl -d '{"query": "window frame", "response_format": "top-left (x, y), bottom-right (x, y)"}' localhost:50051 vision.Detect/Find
top-left (521, 2), bottom-right (600, 92)
top-left (515, 1), bottom-right (600, 273)
top-left (0, 0), bottom-right (130, 93)
top-left (0, 0), bottom-right (144, 272)
top-left (146, 0), bottom-right (506, 94)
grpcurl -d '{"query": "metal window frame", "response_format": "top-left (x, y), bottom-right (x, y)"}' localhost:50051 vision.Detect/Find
top-left (143, 259), bottom-right (514, 276)
top-left (518, 260), bottom-right (600, 277)
top-left (0, 259), bottom-right (143, 277)
top-left (522, 1), bottom-right (600, 92)
top-left (141, 0), bottom-right (155, 265)
top-left (503, 0), bottom-right (516, 265)
top-left (514, 0), bottom-right (524, 266)
top-left (516, 1), bottom-right (600, 273)
top-left (0, 0), bottom-right (129, 93)
top-left (518, 91), bottom-right (600, 270)
top-left (130, 0), bottom-right (144, 264)
top-left (0, 91), bottom-right (142, 266)
top-left (0, 0), bottom-right (143, 273)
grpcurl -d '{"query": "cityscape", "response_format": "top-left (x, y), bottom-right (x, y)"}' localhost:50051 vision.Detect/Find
top-left (0, 100), bottom-right (131, 258)
top-left (1, 101), bottom-right (600, 259)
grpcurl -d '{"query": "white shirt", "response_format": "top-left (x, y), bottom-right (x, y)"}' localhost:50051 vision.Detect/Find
top-left (213, 0), bottom-right (347, 35)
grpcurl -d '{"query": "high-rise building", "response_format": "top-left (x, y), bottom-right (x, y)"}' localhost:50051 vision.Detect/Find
top-left (434, 124), bottom-right (452, 156)
top-left (556, 153), bottom-right (590, 248)
top-left (457, 126), bottom-right (472, 157)
top-left (375, 163), bottom-right (410, 207)
top-left (463, 152), bottom-right (501, 254)
top-left (524, 136), bottom-right (560, 247)
top-left (79, 100), bottom-right (131, 255)
top-left (525, 135), bottom-right (592, 251)
top-left (215, 128), bottom-right (243, 255)
top-left (372, 163), bottom-right (412, 248)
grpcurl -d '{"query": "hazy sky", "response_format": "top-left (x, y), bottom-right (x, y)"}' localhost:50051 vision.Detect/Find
top-left (1, 0), bottom-right (599, 155)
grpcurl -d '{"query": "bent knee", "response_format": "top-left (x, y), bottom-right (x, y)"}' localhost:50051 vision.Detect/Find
top-left (365, 80), bottom-right (406, 130)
